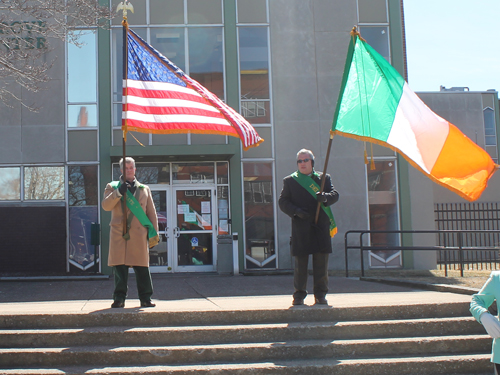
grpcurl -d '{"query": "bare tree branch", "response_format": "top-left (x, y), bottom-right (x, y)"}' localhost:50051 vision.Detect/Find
top-left (0, 0), bottom-right (115, 110)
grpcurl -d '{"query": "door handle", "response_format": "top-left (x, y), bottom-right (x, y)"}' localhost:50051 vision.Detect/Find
top-left (173, 227), bottom-right (180, 238)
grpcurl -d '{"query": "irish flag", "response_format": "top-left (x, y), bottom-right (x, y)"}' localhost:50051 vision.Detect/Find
top-left (332, 30), bottom-right (498, 201)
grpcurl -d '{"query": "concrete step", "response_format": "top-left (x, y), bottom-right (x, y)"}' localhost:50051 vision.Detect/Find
top-left (0, 317), bottom-right (485, 348)
top-left (0, 335), bottom-right (491, 368)
top-left (0, 299), bottom-right (489, 375)
top-left (0, 354), bottom-right (492, 375)
top-left (0, 302), bottom-right (472, 329)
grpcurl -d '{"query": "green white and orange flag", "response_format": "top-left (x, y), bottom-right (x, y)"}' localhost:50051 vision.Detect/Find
top-left (332, 29), bottom-right (498, 201)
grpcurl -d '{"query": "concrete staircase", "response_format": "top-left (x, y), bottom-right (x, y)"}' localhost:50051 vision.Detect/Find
top-left (0, 301), bottom-right (492, 374)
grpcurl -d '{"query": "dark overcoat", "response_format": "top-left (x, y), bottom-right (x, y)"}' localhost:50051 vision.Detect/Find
top-left (278, 171), bottom-right (339, 256)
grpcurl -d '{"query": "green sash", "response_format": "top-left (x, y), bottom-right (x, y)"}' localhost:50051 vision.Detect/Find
top-left (110, 181), bottom-right (158, 242)
top-left (291, 171), bottom-right (337, 238)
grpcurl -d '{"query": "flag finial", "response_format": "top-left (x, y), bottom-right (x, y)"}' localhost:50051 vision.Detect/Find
top-left (117, 0), bottom-right (134, 21)
top-left (350, 26), bottom-right (366, 42)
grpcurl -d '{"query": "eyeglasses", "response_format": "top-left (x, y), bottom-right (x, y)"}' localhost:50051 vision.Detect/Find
top-left (297, 159), bottom-right (311, 164)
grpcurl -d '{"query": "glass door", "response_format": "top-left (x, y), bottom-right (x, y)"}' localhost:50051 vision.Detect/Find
top-left (173, 187), bottom-right (216, 272)
top-left (149, 187), bottom-right (172, 273)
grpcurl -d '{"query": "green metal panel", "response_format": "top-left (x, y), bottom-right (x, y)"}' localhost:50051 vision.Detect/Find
top-left (97, 24), bottom-right (113, 275)
top-left (109, 144), bottom-right (239, 157)
top-left (223, 0), bottom-right (245, 271)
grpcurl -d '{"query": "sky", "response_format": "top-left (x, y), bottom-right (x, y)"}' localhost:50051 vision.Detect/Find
top-left (403, 0), bottom-right (500, 92)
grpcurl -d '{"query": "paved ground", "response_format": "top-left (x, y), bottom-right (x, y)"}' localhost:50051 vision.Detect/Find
top-left (0, 274), bottom-right (473, 315)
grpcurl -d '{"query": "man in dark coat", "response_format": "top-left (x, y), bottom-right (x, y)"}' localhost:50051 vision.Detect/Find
top-left (279, 149), bottom-right (339, 306)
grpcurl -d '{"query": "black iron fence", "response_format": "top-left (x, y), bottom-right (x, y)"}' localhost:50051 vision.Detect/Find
top-left (435, 202), bottom-right (500, 272)
top-left (344, 229), bottom-right (500, 278)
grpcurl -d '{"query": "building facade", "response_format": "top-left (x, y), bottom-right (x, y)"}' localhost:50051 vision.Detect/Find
top-left (0, 0), bottom-right (498, 277)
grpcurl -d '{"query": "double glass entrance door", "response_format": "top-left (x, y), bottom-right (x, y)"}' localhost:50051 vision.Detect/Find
top-left (149, 186), bottom-right (216, 273)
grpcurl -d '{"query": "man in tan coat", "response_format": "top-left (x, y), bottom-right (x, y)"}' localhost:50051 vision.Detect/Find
top-left (102, 157), bottom-right (158, 308)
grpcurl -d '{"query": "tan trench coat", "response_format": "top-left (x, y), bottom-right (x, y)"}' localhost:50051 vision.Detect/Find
top-left (102, 179), bottom-right (158, 267)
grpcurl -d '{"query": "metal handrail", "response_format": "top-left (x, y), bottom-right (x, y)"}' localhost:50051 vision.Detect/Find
top-left (344, 229), bottom-right (500, 278)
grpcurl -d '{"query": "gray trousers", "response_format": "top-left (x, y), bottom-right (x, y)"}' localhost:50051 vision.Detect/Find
top-left (293, 253), bottom-right (329, 300)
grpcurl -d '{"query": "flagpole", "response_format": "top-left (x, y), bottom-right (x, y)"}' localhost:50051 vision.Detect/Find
top-left (315, 130), bottom-right (335, 224)
top-left (122, 18), bottom-right (127, 236)
top-left (118, 1), bottom-right (134, 236)
top-left (314, 26), bottom-right (359, 224)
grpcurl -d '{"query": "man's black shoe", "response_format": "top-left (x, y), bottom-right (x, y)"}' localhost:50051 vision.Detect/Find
top-left (111, 300), bottom-right (125, 308)
top-left (140, 300), bottom-right (156, 308)
top-left (292, 298), bottom-right (304, 306)
top-left (314, 297), bottom-right (328, 305)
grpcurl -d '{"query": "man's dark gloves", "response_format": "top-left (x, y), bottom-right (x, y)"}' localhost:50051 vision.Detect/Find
top-left (295, 208), bottom-right (311, 220)
top-left (316, 191), bottom-right (328, 203)
top-left (118, 182), bottom-right (129, 195)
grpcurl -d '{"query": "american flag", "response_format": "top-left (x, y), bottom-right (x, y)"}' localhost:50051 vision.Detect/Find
top-left (122, 28), bottom-right (263, 150)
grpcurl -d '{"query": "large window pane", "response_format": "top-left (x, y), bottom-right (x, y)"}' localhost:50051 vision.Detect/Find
top-left (217, 162), bottom-right (229, 235)
top-left (367, 160), bottom-right (400, 268)
top-left (241, 100), bottom-right (270, 123)
top-left (172, 163), bottom-right (214, 184)
top-left (189, 27), bottom-right (224, 98)
top-left (0, 167), bottom-right (21, 200)
top-left (68, 30), bottom-right (97, 103)
top-left (243, 162), bottom-right (275, 269)
top-left (359, 26), bottom-right (390, 61)
top-left (484, 108), bottom-right (497, 146)
top-left (237, 0), bottom-right (267, 23)
top-left (216, 162), bottom-right (228, 184)
top-left (69, 206), bottom-right (99, 271)
top-left (68, 104), bottom-right (97, 128)
top-left (68, 165), bottom-right (99, 271)
top-left (239, 27), bottom-right (269, 99)
top-left (24, 166), bottom-right (65, 200)
top-left (217, 186), bottom-right (229, 234)
top-left (187, 0), bottom-right (222, 24)
top-left (150, 27), bottom-right (186, 70)
top-left (358, 0), bottom-right (388, 23)
top-left (151, 0), bottom-right (184, 24)
top-left (69, 166), bottom-right (98, 206)
top-left (243, 126), bottom-right (271, 158)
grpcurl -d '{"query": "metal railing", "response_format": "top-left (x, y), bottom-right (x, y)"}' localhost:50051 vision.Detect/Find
top-left (344, 229), bottom-right (500, 278)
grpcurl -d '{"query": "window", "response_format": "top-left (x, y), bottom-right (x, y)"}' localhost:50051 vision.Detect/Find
top-left (358, 26), bottom-right (390, 61)
top-left (68, 166), bottom-right (99, 271)
top-left (237, 0), bottom-right (267, 23)
top-left (0, 167), bottom-right (21, 200)
top-left (238, 27), bottom-right (269, 101)
top-left (188, 27), bottom-right (224, 98)
top-left (484, 107), bottom-right (497, 146)
top-left (172, 163), bottom-right (214, 184)
top-left (243, 162), bottom-right (275, 269)
top-left (216, 162), bottom-right (229, 234)
top-left (67, 30), bottom-right (98, 128)
top-left (24, 166), bottom-right (65, 200)
top-left (367, 159), bottom-right (401, 268)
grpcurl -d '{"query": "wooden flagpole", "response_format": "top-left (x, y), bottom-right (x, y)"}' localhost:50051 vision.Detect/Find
top-left (118, 1), bottom-right (134, 236)
top-left (314, 130), bottom-right (335, 224)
